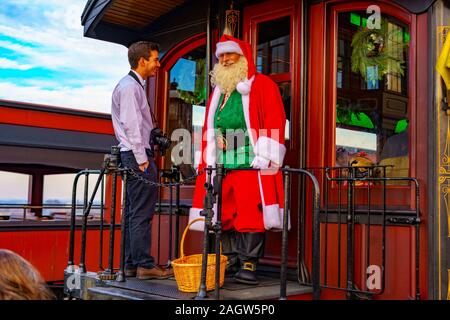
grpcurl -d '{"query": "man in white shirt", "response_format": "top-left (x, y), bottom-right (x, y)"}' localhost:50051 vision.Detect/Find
top-left (111, 41), bottom-right (172, 280)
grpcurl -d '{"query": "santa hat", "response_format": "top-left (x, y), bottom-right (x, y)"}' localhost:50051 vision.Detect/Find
top-left (215, 34), bottom-right (256, 95)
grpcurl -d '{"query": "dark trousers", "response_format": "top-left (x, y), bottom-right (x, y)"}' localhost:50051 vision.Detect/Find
top-left (120, 149), bottom-right (158, 269)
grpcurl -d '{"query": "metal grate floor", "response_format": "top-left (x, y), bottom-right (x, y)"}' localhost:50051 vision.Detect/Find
top-left (99, 274), bottom-right (312, 300)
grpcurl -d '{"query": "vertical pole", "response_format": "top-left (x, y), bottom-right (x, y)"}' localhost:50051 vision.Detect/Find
top-left (79, 173), bottom-right (90, 273)
top-left (196, 167), bottom-right (213, 299)
top-left (67, 172), bottom-right (83, 269)
top-left (106, 172), bottom-right (118, 274)
top-left (175, 173), bottom-right (181, 259)
top-left (214, 164), bottom-right (224, 300)
top-left (414, 180), bottom-right (420, 300)
top-left (280, 167), bottom-right (290, 300)
top-left (80, 170), bottom-right (105, 273)
top-left (99, 175), bottom-right (105, 270)
top-left (116, 172), bottom-right (128, 282)
top-left (346, 170), bottom-right (354, 299)
top-left (157, 172), bottom-right (162, 264)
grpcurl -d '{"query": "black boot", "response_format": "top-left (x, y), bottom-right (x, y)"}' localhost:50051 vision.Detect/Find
top-left (221, 230), bottom-right (239, 275)
top-left (234, 232), bottom-right (265, 285)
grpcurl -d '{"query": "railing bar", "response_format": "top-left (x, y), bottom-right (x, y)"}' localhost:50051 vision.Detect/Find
top-left (323, 170), bottom-right (329, 286)
top-left (337, 168), bottom-right (342, 288)
top-left (414, 180), bottom-right (420, 300)
top-left (99, 175), bottom-right (105, 270)
top-left (157, 171), bottom-right (162, 264)
top-left (366, 168), bottom-right (371, 291)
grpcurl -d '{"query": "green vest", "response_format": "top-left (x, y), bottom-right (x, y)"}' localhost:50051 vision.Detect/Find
top-left (214, 90), bottom-right (254, 169)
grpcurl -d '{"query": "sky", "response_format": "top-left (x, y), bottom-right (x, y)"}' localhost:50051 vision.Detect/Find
top-left (0, 0), bottom-right (129, 114)
top-left (0, 1), bottom-right (129, 202)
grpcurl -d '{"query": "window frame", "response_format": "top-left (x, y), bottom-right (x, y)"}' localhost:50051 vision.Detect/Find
top-left (326, 2), bottom-right (416, 186)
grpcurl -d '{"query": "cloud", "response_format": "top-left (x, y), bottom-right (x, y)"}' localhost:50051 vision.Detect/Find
top-left (0, 80), bottom-right (115, 114)
top-left (0, 0), bottom-right (130, 113)
top-left (0, 57), bottom-right (33, 70)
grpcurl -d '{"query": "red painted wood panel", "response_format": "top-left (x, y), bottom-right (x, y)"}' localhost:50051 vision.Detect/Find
top-left (0, 106), bottom-right (114, 135)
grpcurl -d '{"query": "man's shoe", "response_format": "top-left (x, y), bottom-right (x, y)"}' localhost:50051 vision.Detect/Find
top-left (137, 266), bottom-right (174, 280)
top-left (125, 268), bottom-right (137, 277)
top-left (234, 262), bottom-right (259, 285)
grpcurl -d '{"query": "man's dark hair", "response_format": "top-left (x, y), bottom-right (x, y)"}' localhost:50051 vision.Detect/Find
top-left (128, 41), bottom-right (160, 69)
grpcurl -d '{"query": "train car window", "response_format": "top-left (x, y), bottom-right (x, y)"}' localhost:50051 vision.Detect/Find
top-left (43, 173), bottom-right (105, 221)
top-left (335, 11), bottom-right (409, 179)
top-left (165, 46), bottom-right (207, 175)
top-left (256, 15), bottom-right (291, 140)
top-left (0, 171), bottom-right (30, 221)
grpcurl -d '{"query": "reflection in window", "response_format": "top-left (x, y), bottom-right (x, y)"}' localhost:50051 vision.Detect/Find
top-left (256, 16), bottom-right (290, 75)
top-left (257, 15), bottom-right (291, 141)
top-left (277, 82), bottom-right (291, 140)
top-left (166, 46), bottom-right (206, 175)
top-left (335, 12), bottom-right (409, 178)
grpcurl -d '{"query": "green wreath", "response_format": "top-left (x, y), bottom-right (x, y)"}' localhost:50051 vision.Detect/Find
top-left (351, 18), bottom-right (408, 85)
top-left (176, 58), bottom-right (206, 105)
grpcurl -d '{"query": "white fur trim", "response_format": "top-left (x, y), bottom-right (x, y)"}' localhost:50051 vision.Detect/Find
top-left (257, 172), bottom-right (290, 231)
top-left (240, 76), bottom-right (256, 146)
top-left (236, 81), bottom-right (250, 95)
top-left (262, 205), bottom-right (291, 232)
top-left (188, 206), bottom-right (217, 231)
top-left (254, 136), bottom-right (286, 166)
top-left (215, 41), bottom-right (243, 57)
top-left (205, 87), bottom-right (221, 166)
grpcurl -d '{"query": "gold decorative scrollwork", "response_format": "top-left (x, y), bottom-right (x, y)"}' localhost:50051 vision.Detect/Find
top-left (225, 4), bottom-right (240, 37)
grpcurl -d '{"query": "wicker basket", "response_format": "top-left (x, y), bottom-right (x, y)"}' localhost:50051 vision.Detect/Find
top-left (171, 218), bottom-right (228, 293)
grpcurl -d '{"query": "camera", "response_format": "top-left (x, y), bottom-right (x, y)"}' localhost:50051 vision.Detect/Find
top-left (150, 127), bottom-right (171, 155)
top-left (103, 146), bottom-right (121, 172)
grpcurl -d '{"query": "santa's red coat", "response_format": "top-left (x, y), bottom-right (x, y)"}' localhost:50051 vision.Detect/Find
top-left (188, 73), bottom-right (289, 232)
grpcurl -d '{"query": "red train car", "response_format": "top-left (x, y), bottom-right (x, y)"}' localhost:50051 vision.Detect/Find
top-left (3, 0), bottom-right (450, 300)
top-left (79, 0), bottom-right (450, 300)
top-left (0, 99), bottom-right (122, 291)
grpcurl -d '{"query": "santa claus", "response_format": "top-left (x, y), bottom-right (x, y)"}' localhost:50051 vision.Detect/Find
top-left (188, 34), bottom-right (287, 285)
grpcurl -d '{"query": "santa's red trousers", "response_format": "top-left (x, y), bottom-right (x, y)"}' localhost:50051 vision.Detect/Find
top-left (220, 170), bottom-right (265, 233)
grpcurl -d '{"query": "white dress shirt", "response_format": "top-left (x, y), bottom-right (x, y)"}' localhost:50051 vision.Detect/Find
top-left (111, 70), bottom-right (154, 164)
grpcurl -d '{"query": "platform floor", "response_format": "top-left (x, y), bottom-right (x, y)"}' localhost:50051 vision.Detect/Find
top-left (88, 273), bottom-right (312, 300)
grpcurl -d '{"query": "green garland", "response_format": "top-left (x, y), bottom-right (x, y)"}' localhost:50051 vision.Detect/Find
top-left (176, 58), bottom-right (206, 105)
top-left (351, 19), bottom-right (408, 85)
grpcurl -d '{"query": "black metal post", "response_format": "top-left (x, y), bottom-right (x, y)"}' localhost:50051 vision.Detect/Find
top-left (106, 172), bottom-right (118, 274)
top-left (80, 169), bottom-right (106, 273)
top-left (175, 171), bottom-right (181, 259)
top-left (116, 171), bottom-right (128, 282)
top-left (157, 171), bottom-right (162, 264)
top-left (99, 176), bottom-right (105, 270)
top-left (196, 166), bottom-right (214, 299)
top-left (323, 168), bottom-right (329, 286)
top-left (214, 164), bottom-right (224, 300)
top-left (337, 169), bottom-right (342, 288)
top-left (346, 171), bottom-right (355, 300)
top-left (280, 167), bottom-right (290, 300)
top-left (79, 172), bottom-right (90, 273)
top-left (167, 181), bottom-right (174, 267)
top-left (67, 171), bottom-right (85, 269)
top-left (414, 179), bottom-right (420, 300)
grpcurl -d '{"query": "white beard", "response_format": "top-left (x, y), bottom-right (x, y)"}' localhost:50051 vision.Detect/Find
top-left (210, 57), bottom-right (248, 95)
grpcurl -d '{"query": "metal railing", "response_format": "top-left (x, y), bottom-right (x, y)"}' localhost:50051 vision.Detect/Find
top-left (64, 147), bottom-right (322, 300)
top-left (0, 203), bottom-right (105, 221)
top-left (191, 165), bottom-right (321, 300)
top-left (300, 165), bottom-right (421, 300)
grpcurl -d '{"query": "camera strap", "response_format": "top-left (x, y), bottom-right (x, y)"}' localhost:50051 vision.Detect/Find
top-left (128, 70), bottom-right (158, 127)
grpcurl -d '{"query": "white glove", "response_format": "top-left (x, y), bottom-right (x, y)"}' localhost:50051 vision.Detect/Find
top-left (251, 155), bottom-right (270, 169)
